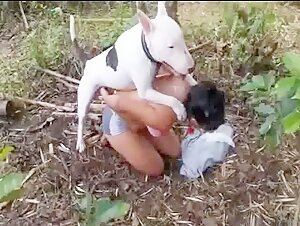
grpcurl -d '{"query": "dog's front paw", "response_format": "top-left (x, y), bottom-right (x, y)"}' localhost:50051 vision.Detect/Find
top-left (76, 140), bottom-right (86, 153)
top-left (173, 103), bottom-right (187, 121)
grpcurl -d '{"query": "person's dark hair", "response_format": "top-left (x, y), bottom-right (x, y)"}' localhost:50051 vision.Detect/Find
top-left (183, 81), bottom-right (225, 130)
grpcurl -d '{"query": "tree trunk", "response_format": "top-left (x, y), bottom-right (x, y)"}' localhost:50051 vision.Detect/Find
top-left (136, 1), bottom-right (148, 15)
top-left (166, 1), bottom-right (180, 25)
top-left (0, 1), bottom-right (19, 23)
top-left (136, 1), bottom-right (179, 25)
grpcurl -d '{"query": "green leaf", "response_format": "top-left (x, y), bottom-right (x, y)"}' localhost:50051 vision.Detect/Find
top-left (259, 114), bottom-right (276, 135)
top-left (248, 18), bottom-right (262, 36)
top-left (95, 198), bottom-right (130, 223)
top-left (78, 193), bottom-right (93, 212)
top-left (252, 75), bottom-right (266, 89)
top-left (279, 97), bottom-right (298, 118)
top-left (264, 125), bottom-right (282, 148)
top-left (282, 109), bottom-right (300, 134)
top-left (254, 103), bottom-right (275, 115)
top-left (263, 73), bottom-right (276, 91)
top-left (240, 75), bottom-right (267, 92)
top-left (265, 13), bottom-right (276, 24)
top-left (292, 86), bottom-right (300, 99)
top-left (0, 173), bottom-right (26, 203)
top-left (0, 146), bottom-right (14, 161)
top-left (274, 76), bottom-right (296, 100)
top-left (240, 82), bottom-right (258, 92)
top-left (282, 52), bottom-right (300, 77)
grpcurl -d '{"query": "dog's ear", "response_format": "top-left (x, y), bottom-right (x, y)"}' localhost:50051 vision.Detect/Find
top-left (137, 9), bottom-right (154, 35)
top-left (156, 1), bottom-right (168, 17)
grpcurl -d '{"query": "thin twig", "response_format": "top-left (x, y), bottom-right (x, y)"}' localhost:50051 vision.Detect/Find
top-left (80, 18), bottom-right (131, 22)
top-left (19, 1), bottom-right (29, 31)
top-left (34, 67), bottom-right (80, 85)
top-left (63, 102), bottom-right (105, 113)
top-left (91, 103), bottom-right (106, 112)
top-left (188, 41), bottom-right (213, 53)
top-left (15, 97), bottom-right (75, 112)
top-left (52, 112), bottom-right (101, 121)
top-left (55, 77), bottom-right (78, 90)
top-left (293, 197), bottom-right (300, 226)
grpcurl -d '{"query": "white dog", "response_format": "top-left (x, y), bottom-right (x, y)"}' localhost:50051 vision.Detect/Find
top-left (70, 2), bottom-right (195, 153)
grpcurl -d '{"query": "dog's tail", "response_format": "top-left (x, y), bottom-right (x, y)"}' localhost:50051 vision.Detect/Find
top-left (70, 15), bottom-right (76, 42)
top-left (69, 15), bottom-right (90, 66)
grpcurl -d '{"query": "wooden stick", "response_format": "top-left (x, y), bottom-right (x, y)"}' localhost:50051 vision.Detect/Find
top-left (55, 77), bottom-right (78, 90)
top-left (19, 1), bottom-right (29, 31)
top-left (15, 97), bottom-right (75, 112)
top-left (0, 100), bottom-right (8, 116)
top-left (0, 99), bottom-right (26, 119)
top-left (80, 18), bottom-right (131, 22)
top-left (63, 102), bottom-right (105, 113)
top-left (52, 112), bottom-right (101, 121)
top-left (34, 67), bottom-right (80, 85)
top-left (90, 103), bottom-right (105, 112)
top-left (188, 41), bottom-right (213, 53)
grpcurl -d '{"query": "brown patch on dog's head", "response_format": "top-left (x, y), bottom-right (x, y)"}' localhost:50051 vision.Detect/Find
top-left (183, 81), bottom-right (225, 130)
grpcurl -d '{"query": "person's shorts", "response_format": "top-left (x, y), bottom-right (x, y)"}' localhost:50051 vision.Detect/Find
top-left (102, 106), bottom-right (128, 136)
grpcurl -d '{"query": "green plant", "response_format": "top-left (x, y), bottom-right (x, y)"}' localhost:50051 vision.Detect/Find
top-left (100, 19), bottom-right (132, 48)
top-left (0, 145), bottom-right (14, 161)
top-left (77, 193), bottom-right (130, 226)
top-left (22, 10), bottom-right (68, 69)
top-left (0, 172), bottom-right (26, 203)
top-left (241, 52), bottom-right (300, 147)
top-left (218, 2), bottom-right (281, 76)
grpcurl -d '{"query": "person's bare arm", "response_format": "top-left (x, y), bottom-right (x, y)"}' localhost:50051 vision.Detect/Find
top-left (100, 76), bottom-right (190, 132)
top-left (101, 88), bottom-right (175, 132)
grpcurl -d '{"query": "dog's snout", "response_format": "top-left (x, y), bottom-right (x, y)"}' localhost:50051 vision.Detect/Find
top-left (188, 65), bottom-right (195, 74)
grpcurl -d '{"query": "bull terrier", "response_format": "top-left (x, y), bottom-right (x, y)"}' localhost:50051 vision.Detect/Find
top-left (70, 2), bottom-right (195, 153)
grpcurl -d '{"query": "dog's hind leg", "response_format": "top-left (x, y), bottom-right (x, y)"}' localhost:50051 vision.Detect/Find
top-left (76, 75), bottom-right (98, 153)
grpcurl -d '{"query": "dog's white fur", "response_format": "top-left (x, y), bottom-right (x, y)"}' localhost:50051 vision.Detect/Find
top-left (70, 15), bottom-right (76, 42)
top-left (72, 2), bottom-right (195, 153)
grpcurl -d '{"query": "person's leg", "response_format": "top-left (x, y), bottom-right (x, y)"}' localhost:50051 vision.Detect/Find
top-left (141, 128), bottom-right (181, 159)
top-left (102, 106), bottom-right (164, 176)
top-left (106, 131), bottom-right (164, 176)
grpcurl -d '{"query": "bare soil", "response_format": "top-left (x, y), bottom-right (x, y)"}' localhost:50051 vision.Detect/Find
top-left (1, 2), bottom-right (300, 226)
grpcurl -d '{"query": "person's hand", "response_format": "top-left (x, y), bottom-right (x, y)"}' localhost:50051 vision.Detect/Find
top-left (100, 87), bottom-right (120, 110)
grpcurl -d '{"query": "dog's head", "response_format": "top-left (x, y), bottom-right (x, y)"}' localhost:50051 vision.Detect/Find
top-left (137, 2), bottom-right (195, 75)
top-left (183, 81), bottom-right (225, 131)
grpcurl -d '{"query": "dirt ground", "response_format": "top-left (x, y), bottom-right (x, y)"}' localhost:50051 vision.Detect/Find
top-left (1, 2), bottom-right (300, 226)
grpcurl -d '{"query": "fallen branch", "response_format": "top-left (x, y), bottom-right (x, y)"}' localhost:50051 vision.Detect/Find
top-left (80, 17), bottom-right (131, 22)
top-left (188, 41), bottom-right (213, 54)
top-left (90, 103), bottom-right (105, 112)
top-left (63, 102), bottom-right (105, 113)
top-left (19, 1), bottom-right (29, 31)
top-left (0, 100), bottom-right (9, 116)
top-left (0, 99), bottom-right (26, 119)
top-left (15, 97), bottom-right (75, 112)
top-left (52, 112), bottom-right (101, 121)
top-left (55, 77), bottom-right (78, 90)
top-left (34, 67), bottom-right (80, 85)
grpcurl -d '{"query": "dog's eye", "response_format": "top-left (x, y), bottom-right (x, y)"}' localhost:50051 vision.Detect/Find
top-left (168, 46), bottom-right (174, 49)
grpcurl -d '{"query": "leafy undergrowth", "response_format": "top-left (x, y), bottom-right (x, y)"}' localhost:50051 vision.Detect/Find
top-left (0, 2), bottom-right (135, 98)
top-left (1, 1), bottom-right (300, 226)
top-left (240, 52), bottom-right (300, 148)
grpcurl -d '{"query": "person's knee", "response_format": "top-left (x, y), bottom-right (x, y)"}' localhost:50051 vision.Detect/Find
top-left (139, 157), bottom-right (164, 176)
top-left (164, 131), bottom-right (182, 159)
top-left (173, 146), bottom-right (182, 159)
top-left (165, 144), bottom-right (181, 159)
top-left (106, 133), bottom-right (165, 177)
